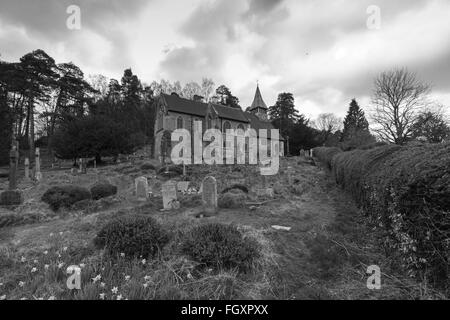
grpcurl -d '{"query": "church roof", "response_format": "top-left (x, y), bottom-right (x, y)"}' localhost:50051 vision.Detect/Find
top-left (161, 93), bottom-right (249, 123)
top-left (249, 85), bottom-right (268, 110)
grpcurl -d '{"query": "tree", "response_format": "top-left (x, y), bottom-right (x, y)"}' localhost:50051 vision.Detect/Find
top-left (215, 85), bottom-right (240, 108)
top-left (201, 78), bottom-right (215, 102)
top-left (411, 108), bottom-right (450, 143)
top-left (312, 113), bottom-right (342, 145)
top-left (0, 61), bottom-right (13, 165)
top-left (52, 115), bottom-right (140, 163)
top-left (341, 99), bottom-right (375, 150)
top-left (182, 81), bottom-right (202, 100)
top-left (371, 68), bottom-right (431, 145)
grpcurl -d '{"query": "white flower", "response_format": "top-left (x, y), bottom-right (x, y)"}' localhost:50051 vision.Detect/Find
top-left (20, 256), bottom-right (26, 263)
top-left (43, 251), bottom-right (48, 255)
top-left (141, 259), bottom-right (146, 265)
top-left (99, 293), bottom-right (105, 300)
top-left (0, 282), bottom-right (3, 286)
top-left (31, 267), bottom-right (38, 273)
top-left (143, 283), bottom-right (148, 288)
top-left (92, 275), bottom-right (101, 283)
top-left (33, 259), bottom-right (38, 264)
top-left (48, 296), bottom-right (56, 300)
top-left (144, 275), bottom-right (151, 281)
top-left (44, 264), bottom-right (50, 270)
top-left (111, 287), bottom-right (118, 294)
top-left (19, 281), bottom-right (25, 287)
top-left (124, 275), bottom-right (130, 281)
top-left (38, 297), bottom-right (44, 300)
top-left (120, 253), bottom-right (125, 257)
top-left (59, 232), bottom-right (63, 236)
top-left (0, 295), bottom-right (6, 300)
top-left (116, 294), bottom-right (123, 300)
top-left (49, 233), bottom-right (54, 237)
top-left (100, 282), bottom-right (106, 288)
top-left (57, 262), bottom-right (64, 269)
top-left (79, 263), bottom-right (86, 268)
top-left (63, 247), bottom-right (68, 252)
top-left (187, 272), bottom-right (193, 279)
top-left (20, 297), bottom-right (27, 300)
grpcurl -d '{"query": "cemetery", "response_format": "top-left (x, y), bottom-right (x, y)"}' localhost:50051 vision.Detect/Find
top-left (0, 145), bottom-right (438, 300)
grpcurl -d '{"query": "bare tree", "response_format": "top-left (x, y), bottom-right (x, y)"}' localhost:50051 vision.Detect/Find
top-left (313, 113), bottom-right (342, 133)
top-left (371, 68), bottom-right (431, 144)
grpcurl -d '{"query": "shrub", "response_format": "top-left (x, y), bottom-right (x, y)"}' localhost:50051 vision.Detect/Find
top-left (157, 165), bottom-right (183, 176)
top-left (319, 142), bottom-right (450, 292)
top-left (221, 184), bottom-right (248, 194)
top-left (94, 215), bottom-right (169, 259)
top-left (181, 223), bottom-right (259, 270)
top-left (41, 186), bottom-right (91, 211)
top-left (140, 163), bottom-right (156, 171)
top-left (90, 182), bottom-right (117, 200)
top-left (313, 147), bottom-right (342, 170)
top-left (218, 191), bottom-right (247, 209)
top-left (0, 190), bottom-right (23, 206)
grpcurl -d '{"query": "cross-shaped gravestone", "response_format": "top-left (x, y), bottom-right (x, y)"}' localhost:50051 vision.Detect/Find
top-left (162, 180), bottom-right (177, 210)
top-left (202, 176), bottom-right (218, 214)
top-left (135, 177), bottom-right (149, 201)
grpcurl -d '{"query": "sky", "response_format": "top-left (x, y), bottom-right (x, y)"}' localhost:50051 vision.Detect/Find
top-left (1, 0), bottom-right (450, 119)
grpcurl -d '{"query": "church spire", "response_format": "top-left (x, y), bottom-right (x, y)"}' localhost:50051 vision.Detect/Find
top-left (249, 84), bottom-right (268, 120)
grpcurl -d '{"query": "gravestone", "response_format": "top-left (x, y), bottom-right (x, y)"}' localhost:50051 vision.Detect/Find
top-left (24, 158), bottom-right (30, 181)
top-left (9, 148), bottom-right (17, 190)
top-left (202, 176), bottom-right (218, 214)
top-left (287, 166), bottom-right (293, 185)
top-left (135, 177), bottom-right (149, 200)
top-left (162, 180), bottom-right (177, 210)
top-left (80, 158), bottom-right (87, 174)
top-left (310, 149), bottom-right (313, 157)
top-left (35, 148), bottom-right (42, 182)
top-left (177, 181), bottom-right (190, 193)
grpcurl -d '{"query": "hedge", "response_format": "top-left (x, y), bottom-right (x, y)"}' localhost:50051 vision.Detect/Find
top-left (313, 142), bottom-right (450, 292)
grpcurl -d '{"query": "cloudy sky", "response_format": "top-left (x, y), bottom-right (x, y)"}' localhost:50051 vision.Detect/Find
top-left (1, 0), bottom-right (449, 118)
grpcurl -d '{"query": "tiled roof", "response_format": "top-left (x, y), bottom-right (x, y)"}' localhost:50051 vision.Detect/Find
top-left (162, 93), bottom-right (249, 123)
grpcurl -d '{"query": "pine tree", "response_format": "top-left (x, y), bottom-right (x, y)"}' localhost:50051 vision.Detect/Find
top-left (341, 99), bottom-right (374, 149)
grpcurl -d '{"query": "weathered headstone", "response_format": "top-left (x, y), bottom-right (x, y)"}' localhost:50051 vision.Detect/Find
top-left (202, 176), bottom-right (218, 214)
top-left (24, 158), bottom-right (30, 181)
top-left (162, 180), bottom-right (177, 210)
top-left (287, 166), bottom-right (293, 185)
top-left (135, 177), bottom-right (149, 201)
top-left (9, 148), bottom-right (17, 190)
top-left (80, 158), bottom-right (87, 174)
top-left (177, 181), bottom-right (190, 193)
top-left (35, 148), bottom-right (42, 182)
top-left (310, 149), bottom-right (313, 158)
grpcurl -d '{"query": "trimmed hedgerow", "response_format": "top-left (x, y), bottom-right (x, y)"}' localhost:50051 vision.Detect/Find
top-left (90, 182), bottom-right (117, 200)
top-left (312, 147), bottom-right (342, 170)
top-left (181, 223), bottom-right (259, 271)
top-left (94, 215), bottom-right (169, 259)
top-left (318, 142), bottom-right (450, 292)
top-left (41, 186), bottom-right (91, 211)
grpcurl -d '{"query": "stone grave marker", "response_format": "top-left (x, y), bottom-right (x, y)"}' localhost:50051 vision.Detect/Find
top-left (35, 148), bottom-right (42, 182)
top-left (24, 158), bottom-right (30, 181)
top-left (162, 180), bottom-right (177, 210)
top-left (177, 181), bottom-right (190, 193)
top-left (135, 176), bottom-right (149, 201)
top-left (202, 176), bottom-right (218, 214)
top-left (9, 148), bottom-right (17, 190)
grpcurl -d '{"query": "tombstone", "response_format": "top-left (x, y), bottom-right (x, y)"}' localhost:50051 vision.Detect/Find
top-left (286, 166), bottom-right (293, 185)
top-left (35, 148), bottom-right (42, 182)
top-left (310, 149), bottom-right (313, 158)
top-left (299, 149), bottom-right (305, 157)
top-left (177, 181), bottom-right (190, 193)
top-left (9, 148), bottom-right (18, 190)
top-left (80, 158), bottom-right (87, 174)
top-left (24, 158), bottom-right (30, 181)
top-left (201, 176), bottom-right (218, 214)
top-left (162, 180), bottom-right (177, 210)
top-left (93, 159), bottom-right (97, 169)
top-left (135, 177), bottom-right (149, 201)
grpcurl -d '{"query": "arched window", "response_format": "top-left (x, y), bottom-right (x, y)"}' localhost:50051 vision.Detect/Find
top-left (223, 121), bottom-right (231, 133)
top-left (207, 116), bottom-right (212, 129)
top-left (237, 124), bottom-right (245, 132)
top-left (176, 116), bottom-right (183, 129)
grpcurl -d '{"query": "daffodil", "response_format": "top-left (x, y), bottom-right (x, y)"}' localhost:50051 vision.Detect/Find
top-left (33, 259), bottom-right (38, 264)
top-left (43, 250), bottom-right (48, 255)
top-left (57, 262), bottom-right (64, 269)
top-left (125, 275), bottom-right (130, 281)
top-left (111, 287), bottom-right (118, 294)
top-left (92, 275), bottom-right (101, 283)
top-left (31, 267), bottom-right (37, 273)
top-left (63, 247), bottom-right (68, 252)
top-left (19, 281), bottom-right (25, 287)
top-left (120, 253), bottom-right (125, 257)
top-left (144, 275), bottom-right (151, 281)
top-left (59, 232), bottom-right (63, 236)
top-left (99, 293), bottom-right (105, 300)
top-left (0, 295), bottom-right (6, 300)
top-left (20, 256), bottom-right (26, 263)
top-left (116, 294), bottom-right (123, 300)
top-left (48, 296), bottom-right (56, 300)
top-left (79, 263), bottom-right (86, 268)
top-left (100, 282), bottom-right (106, 288)
top-left (143, 283), bottom-right (148, 288)
top-left (49, 233), bottom-right (54, 237)
top-left (44, 264), bottom-right (50, 270)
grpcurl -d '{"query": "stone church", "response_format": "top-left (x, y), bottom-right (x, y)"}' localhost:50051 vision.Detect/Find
top-left (153, 85), bottom-right (284, 161)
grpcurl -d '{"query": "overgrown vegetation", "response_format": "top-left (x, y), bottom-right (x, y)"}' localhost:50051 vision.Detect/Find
top-left (90, 182), bottom-right (118, 200)
top-left (314, 142), bottom-right (450, 294)
top-left (41, 186), bottom-right (91, 211)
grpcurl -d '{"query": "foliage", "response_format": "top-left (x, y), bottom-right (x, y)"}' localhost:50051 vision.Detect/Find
top-left (341, 99), bottom-right (375, 150)
top-left (0, 190), bottom-right (23, 206)
top-left (94, 215), bottom-right (169, 259)
top-left (52, 115), bottom-right (140, 160)
top-left (41, 186), bottom-right (91, 211)
top-left (215, 85), bottom-right (240, 108)
top-left (411, 110), bottom-right (450, 143)
top-left (218, 191), bottom-right (247, 209)
top-left (90, 182), bottom-right (118, 200)
top-left (312, 147), bottom-right (342, 170)
top-left (319, 142), bottom-right (450, 292)
top-left (181, 223), bottom-right (260, 271)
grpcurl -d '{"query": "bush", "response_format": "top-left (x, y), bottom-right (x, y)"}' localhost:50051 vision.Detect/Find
top-left (90, 182), bottom-right (117, 200)
top-left (313, 147), bottom-right (342, 170)
top-left (41, 186), bottom-right (91, 211)
top-left (221, 184), bottom-right (248, 194)
top-left (320, 142), bottom-right (450, 292)
top-left (218, 191), bottom-right (247, 209)
top-left (94, 215), bottom-right (169, 259)
top-left (181, 223), bottom-right (259, 270)
top-left (0, 190), bottom-right (23, 206)
top-left (140, 163), bottom-right (156, 171)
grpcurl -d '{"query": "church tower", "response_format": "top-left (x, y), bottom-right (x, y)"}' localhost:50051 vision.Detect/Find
top-left (248, 84), bottom-right (268, 121)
